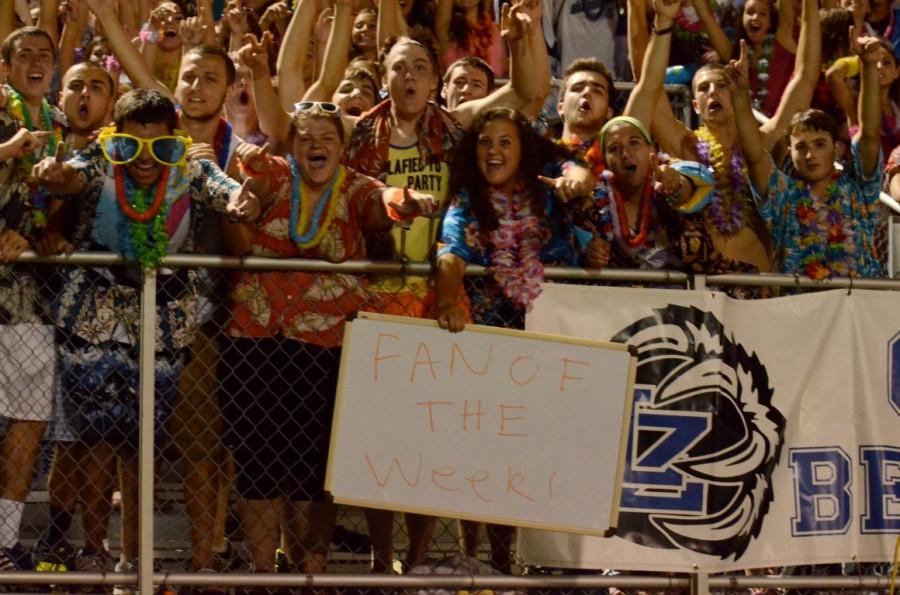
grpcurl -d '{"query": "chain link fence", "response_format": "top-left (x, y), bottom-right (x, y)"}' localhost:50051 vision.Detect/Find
top-left (0, 254), bottom-right (896, 595)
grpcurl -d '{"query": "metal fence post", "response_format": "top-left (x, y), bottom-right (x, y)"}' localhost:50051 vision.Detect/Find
top-left (690, 570), bottom-right (709, 595)
top-left (139, 268), bottom-right (157, 595)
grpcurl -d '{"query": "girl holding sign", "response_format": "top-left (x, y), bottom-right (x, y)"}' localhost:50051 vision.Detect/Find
top-left (433, 106), bottom-right (590, 571)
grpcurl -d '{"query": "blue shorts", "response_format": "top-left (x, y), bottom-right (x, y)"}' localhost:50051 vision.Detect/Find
top-left (56, 334), bottom-right (183, 451)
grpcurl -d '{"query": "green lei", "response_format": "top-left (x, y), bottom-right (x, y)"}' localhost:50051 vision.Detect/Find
top-left (128, 186), bottom-right (171, 269)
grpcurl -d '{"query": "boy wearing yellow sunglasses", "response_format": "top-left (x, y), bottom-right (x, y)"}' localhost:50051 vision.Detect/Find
top-left (31, 88), bottom-right (259, 576)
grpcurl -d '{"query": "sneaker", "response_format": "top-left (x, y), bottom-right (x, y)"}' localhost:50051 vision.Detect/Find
top-left (112, 559), bottom-right (137, 595)
top-left (210, 540), bottom-right (241, 573)
top-left (33, 538), bottom-right (77, 573)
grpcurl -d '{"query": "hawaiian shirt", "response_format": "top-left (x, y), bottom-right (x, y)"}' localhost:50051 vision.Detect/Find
top-left (0, 101), bottom-right (67, 324)
top-left (752, 139), bottom-right (885, 279)
top-left (437, 188), bottom-right (577, 330)
top-left (226, 158), bottom-right (384, 348)
top-left (52, 144), bottom-right (240, 353)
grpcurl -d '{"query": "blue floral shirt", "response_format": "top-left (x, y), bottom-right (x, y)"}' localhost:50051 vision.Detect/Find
top-left (751, 139), bottom-right (886, 279)
top-left (52, 144), bottom-right (240, 352)
top-left (437, 188), bottom-right (576, 330)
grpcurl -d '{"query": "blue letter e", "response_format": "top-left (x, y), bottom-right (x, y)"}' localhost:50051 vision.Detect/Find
top-left (790, 447), bottom-right (852, 536)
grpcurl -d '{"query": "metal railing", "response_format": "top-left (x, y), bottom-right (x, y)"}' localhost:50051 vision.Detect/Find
top-left (3, 251), bottom-right (898, 595)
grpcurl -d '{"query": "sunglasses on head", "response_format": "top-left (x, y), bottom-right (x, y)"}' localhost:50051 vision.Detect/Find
top-left (293, 101), bottom-right (341, 115)
top-left (98, 127), bottom-right (192, 167)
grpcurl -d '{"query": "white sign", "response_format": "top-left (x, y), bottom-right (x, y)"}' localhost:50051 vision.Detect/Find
top-left (518, 285), bottom-right (900, 572)
top-left (326, 312), bottom-right (636, 535)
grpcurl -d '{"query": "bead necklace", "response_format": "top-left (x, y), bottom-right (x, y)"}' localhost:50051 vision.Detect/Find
top-left (604, 172), bottom-right (653, 250)
top-left (794, 172), bottom-right (857, 279)
top-left (114, 166), bottom-right (173, 268)
top-left (287, 155), bottom-right (345, 250)
top-left (695, 126), bottom-right (753, 236)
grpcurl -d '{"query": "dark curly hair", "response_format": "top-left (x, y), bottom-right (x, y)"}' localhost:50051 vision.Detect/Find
top-left (447, 108), bottom-right (572, 236)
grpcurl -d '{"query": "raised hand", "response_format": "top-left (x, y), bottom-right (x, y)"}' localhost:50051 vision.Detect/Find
top-left (180, 5), bottom-right (212, 48)
top-left (850, 25), bottom-right (882, 64)
top-left (653, 163), bottom-right (683, 196)
top-left (223, 0), bottom-right (250, 36)
top-left (500, 0), bottom-right (533, 42)
top-left (235, 142), bottom-right (272, 177)
top-left (259, 1), bottom-right (292, 33)
top-left (83, 0), bottom-right (116, 16)
top-left (652, 0), bottom-right (681, 27)
top-left (723, 38), bottom-right (751, 91)
top-left (227, 179), bottom-right (262, 222)
top-left (237, 32), bottom-right (273, 76)
top-left (386, 186), bottom-right (440, 219)
top-left (3, 129), bottom-right (51, 160)
top-left (537, 173), bottom-right (593, 203)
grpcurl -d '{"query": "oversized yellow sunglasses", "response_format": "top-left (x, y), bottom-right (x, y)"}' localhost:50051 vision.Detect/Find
top-left (98, 127), bottom-right (193, 167)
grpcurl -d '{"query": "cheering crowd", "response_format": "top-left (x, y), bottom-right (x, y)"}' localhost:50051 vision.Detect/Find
top-left (0, 0), bottom-right (897, 588)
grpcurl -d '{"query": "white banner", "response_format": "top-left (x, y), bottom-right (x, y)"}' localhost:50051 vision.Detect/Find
top-left (518, 286), bottom-right (900, 572)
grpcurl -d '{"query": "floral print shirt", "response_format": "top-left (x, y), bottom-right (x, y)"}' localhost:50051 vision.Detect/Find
top-left (437, 188), bottom-right (576, 330)
top-left (751, 139), bottom-right (885, 279)
top-left (0, 102), bottom-right (67, 324)
top-left (52, 144), bottom-right (240, 352)
top-left (226, 158), bottom-right (384, 348)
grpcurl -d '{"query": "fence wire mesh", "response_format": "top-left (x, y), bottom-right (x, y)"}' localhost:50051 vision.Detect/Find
top-left (0, 256), bottom-right (896, 595)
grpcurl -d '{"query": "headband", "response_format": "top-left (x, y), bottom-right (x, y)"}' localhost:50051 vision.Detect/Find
top-left (599, 116), bottom-right (652, 152)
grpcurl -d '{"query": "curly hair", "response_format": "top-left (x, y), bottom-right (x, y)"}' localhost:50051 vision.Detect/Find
top-left (447, 108), bottom-right (572, 236)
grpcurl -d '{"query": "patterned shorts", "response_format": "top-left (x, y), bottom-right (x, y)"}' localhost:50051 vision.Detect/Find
top-left (56, 334), bottom-right (184, 451)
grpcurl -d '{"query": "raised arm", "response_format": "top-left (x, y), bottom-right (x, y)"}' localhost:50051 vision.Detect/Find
top-left (451, 0), bottom-right (550, 129)
top-left (240, 32), bottom-right (293, 142)
top-left (854, 28), bottom-right (884, 178)
top-left (624, 0), bottom-right (680, 127)
top-left (276, 0), bottom-right (317, 110)
top-left (0, 1), bottom-right (13, 46)
top-left (628, 0), bottom-right (650, 80)
top-left (691, 0), bottom-right (733, 62)
top-left (38, 0), bottom-right (59, 46)
top-left (377, 0), bottom-right (408, 49)
top-left (304, 0), bottom-right (353, 101)
top-left (774, 0), bottom-right (797, 52)
top-left (760, 0), bottom-right (819, 149)
top-left (727, 40), bottom-right (773, 197)
top-left (824, 57), bottom-right (860, 127)
top-left (58, 0), bottom-right (89, 77)
top-left (85, 0), bottom-right (172, 97)
top-left (434, 0), bottom-right (454, 54)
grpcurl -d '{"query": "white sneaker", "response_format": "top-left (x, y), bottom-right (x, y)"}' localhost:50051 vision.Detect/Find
top-left (112, 559), bottom-right (137, 595)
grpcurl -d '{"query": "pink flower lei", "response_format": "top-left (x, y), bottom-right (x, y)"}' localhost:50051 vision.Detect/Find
top-left (488, 187), bottom-right (546, 309)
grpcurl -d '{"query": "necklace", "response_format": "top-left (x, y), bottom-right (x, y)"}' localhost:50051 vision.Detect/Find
top-left (606, 173), bottom-right (653, 249)
top-left (794, 172), bottom-right (857, 279)
top-left (5, 84), bottom-right (63, 229)
top-left (748, 35), bottom-right (773, 113)
top-left (114, 167), bottom-right (173, 268)
top-left (115, 166), bottom-right (170, 222)
top-left (695, 127), bottom-right (753, 236)
top-left (287, 155), bottom-right (345, 250)
top-left (487, 186), bottom-right (546, 309)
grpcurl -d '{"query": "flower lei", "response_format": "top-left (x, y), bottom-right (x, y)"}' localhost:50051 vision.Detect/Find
top-left (114, 166), bottom-right (172, 268)
top-left (287, 155), bottom-right (346, 250)
top-left (488, 187), bottom-right (545, 309)
top-left (5, 84), bottom-right (63, 228)
top-left (794, 172), bottom-right (857, 279)
top-left (695, 127), bottom-right (753, 236)
top-left (674, 0), bottom-right (717, 41)
top-left (600, 172), bottom-right (654, 254)
top-left (748, 35), bottom-right (773, 113)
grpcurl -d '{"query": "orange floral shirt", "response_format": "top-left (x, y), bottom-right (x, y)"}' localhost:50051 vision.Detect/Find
top-left (226, 157), bottom-right (384, 348)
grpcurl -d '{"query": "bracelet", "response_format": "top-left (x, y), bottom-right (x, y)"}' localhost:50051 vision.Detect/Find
top-left (652, 23), bottom-right (675, 35)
